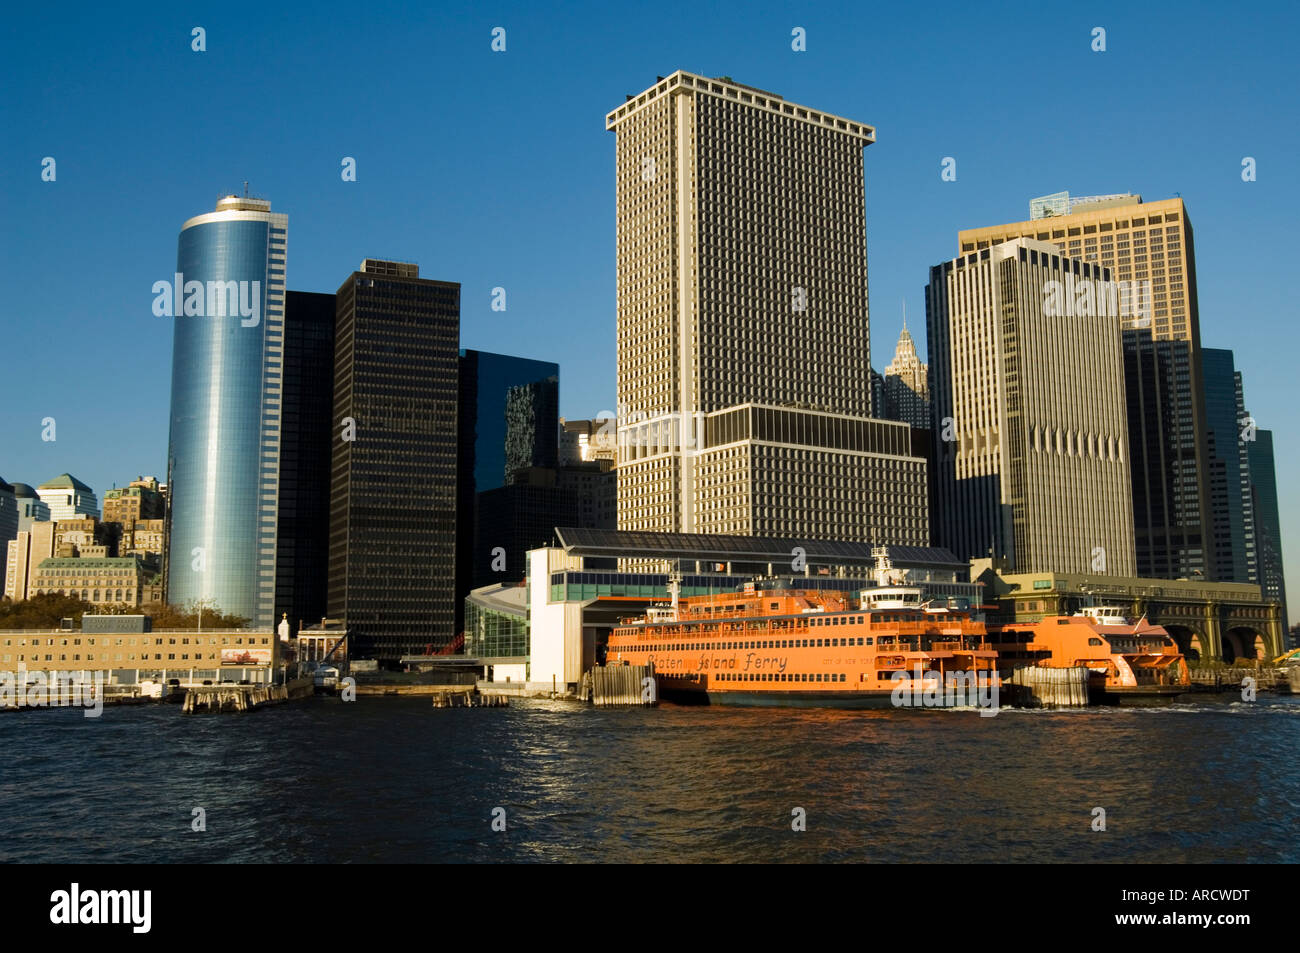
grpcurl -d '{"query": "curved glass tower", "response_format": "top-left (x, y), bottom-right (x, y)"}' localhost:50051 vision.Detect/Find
top-left (165, 195), bottom-right (287, 626)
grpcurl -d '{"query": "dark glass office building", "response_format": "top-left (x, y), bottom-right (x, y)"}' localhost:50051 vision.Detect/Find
top-left (456, 350), bottom-right (559, 619)
top-left (1246, 430), bottom-right (1288, 627)
top-left (166, 196), bottom-right (287, 626)
top-left (1202, 348), bottom-right (1254, 584)
top-left (328, 261), bottom-right (460, 661)
top-left (276, 290), bottom-right (337, 631)
top-left (1122, 329), bottom-right (1214, 580)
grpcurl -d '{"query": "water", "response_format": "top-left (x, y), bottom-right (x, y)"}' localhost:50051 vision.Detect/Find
top-left (2, 695), bottom-right (1298, 863)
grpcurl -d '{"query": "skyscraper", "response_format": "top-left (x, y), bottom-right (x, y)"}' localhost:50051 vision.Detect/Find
top-left (37, 474), bottom-right (99, 521)
top-left (881, 317), bottom-right (930, 431)
top-left (1202, 348), bottom-right (1254, 584)
top-left (165, 194), bottom-right (287, 626)
top-left (926, 238), bottom-right (1136, 575)
top-left (1246, 430), bottom-right (1288, 626)
top-left (1122, 329), bottom-right (1211, 580)
top-left (276, 290), bottom-right (337, 630)
top-left (456, 350), bottom-right (559, 615)
top-left (608, 71), bottom-right (926, 544)
top-left (959, 195), bottom-right (1199, 342)
top-left (962, 194), bottom-right (1217, 583)
top-left (328, 260), bottom-right (460, 660)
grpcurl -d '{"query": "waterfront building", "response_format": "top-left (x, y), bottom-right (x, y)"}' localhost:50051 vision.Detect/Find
top-left (328, 260), bottom-right (460, 661)
top-left (37, 474), bottom-right (99, 521)
top-left (29, 555), bottom-right (163, 608)
top-left (0, 625), bottom-right (277, 686)
top-left (165, 194), bottom-right (288, 627)
top-left (102, 477), bottom-right (164, 523)
top-left (1245, 430), bottom-right (1288, 627)
top-left (276, 290), bottom-right (337, 631)
top-left (972, 559), bottom-right (1286, 662)
top-left (608, 72), bottom-right (922, 543)
top-left (960, 195), bottom-right (1198, 343)
top-left (926, 238), bottom-right (1136, 576)
top-left (881, 317), bottom-right (930, 431)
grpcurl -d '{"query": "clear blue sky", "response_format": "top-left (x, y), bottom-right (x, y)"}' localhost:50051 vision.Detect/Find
top-left (2, 1), bottom-right (1296, 621)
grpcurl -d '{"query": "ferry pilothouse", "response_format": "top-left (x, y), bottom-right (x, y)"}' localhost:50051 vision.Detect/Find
top-left (605, 553), bottom-right (998, 708)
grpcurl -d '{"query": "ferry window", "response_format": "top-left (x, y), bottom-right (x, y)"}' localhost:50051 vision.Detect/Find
top-left (815, 673), bottom-right (823, 682)
top-left (1088, 637), bottom-right (1103, 646)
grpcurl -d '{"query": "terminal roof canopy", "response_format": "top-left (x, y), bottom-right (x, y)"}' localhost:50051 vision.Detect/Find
top-left (552, 527), bottom-right (966, 570)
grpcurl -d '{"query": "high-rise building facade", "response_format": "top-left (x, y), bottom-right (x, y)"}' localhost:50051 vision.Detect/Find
top-left (11, 484), bottom-right (50, 533)
top-left (456, 350), bottom-right (559, 618)
top-left (37, 474), bottom-right (99, 521)
top-left (165, 195), bottom-right (287, 626)
top-left (1246, 430), bottom-right (1288, 626)
top-left (959, 195), bottom-right (1199, 343)
top-left (276, 290), bottom-right (337, 630)
top-left (608, 72), bottom-right (926, 542)
top-left (102, 477), bottom-right (164, 523)
top-left (963, 194), bottom-right (1218, 583)
top-left (4, 521), bottom-right (56, 602)
top-left (1202, 348), bottom-right (1255, 584)
top-left (926, 238), bottom-right (1136, 575)
top-left (1122, 329), bottom-right (1212, 580)
top-left (328, 260), bottom-right (460, 660)
top-left (882, 319), bottom-right (930, 431)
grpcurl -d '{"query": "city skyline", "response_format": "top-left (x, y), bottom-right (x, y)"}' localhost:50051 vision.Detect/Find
top-left (3, 3), bottom-right (1296, 613)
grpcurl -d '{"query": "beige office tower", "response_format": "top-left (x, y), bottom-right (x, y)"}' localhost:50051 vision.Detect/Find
top-left (926, 238), bottom-right (1136, 576)
top-left (607, 71), bottom-right (927, 545)
top-left (958, 194), bottom-right (1198, 343)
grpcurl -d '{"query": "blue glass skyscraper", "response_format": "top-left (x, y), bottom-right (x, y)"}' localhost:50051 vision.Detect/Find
top-left (164, 195), bottom-right (287, 626)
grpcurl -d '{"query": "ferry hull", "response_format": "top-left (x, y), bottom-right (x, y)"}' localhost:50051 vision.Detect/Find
top-left (1092, 684), bottom-right (1189, 706)
top-left (658, 685), bottom-right (981, 710)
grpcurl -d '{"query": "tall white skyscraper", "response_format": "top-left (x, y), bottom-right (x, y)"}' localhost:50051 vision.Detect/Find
top-left (607, 71), bottom-right (927, 545)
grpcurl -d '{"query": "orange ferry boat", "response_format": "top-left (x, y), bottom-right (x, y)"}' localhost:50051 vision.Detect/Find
top-left (990, 606), bottom-right (1190, 703)
top-left (606, 575), bottom-right (998, 709)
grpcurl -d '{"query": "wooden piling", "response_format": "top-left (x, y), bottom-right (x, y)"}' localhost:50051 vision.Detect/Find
top-left (589, 663), bottom-right (656, 706)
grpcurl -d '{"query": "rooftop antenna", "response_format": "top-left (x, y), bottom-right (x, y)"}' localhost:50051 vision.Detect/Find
top-left (243, 181), bottom-right (249, 198)
top-left (902, 299), bottom-right (907, 332)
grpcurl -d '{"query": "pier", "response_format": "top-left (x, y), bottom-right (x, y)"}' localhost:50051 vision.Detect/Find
top-left (181, 684), bottom-right (289, 713)
top-left (430, 690), bottom-right (509, 708)
top-left (1187, 666), bottom-right (1296, 693)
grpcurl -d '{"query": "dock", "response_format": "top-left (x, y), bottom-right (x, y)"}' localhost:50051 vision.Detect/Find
top-left (1187, 667), bottom-right (1295, 693)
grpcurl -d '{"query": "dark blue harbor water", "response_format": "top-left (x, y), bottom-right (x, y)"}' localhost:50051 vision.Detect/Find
top-left (3, 695), bottom-right (1298, 863)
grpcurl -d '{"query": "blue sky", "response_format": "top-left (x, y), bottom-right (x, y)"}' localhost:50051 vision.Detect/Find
top-left (2, 1), bottom-right (1296, 620)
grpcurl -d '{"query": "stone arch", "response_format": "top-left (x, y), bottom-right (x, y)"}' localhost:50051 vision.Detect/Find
top-left (1222, 626), bottom-right (1265, 663)
top-left (1165, 624), bottom-right (1202, 661)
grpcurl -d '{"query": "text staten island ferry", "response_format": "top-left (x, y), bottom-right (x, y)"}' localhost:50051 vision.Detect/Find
top-left (606, 582), bottom-right (999, 709)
